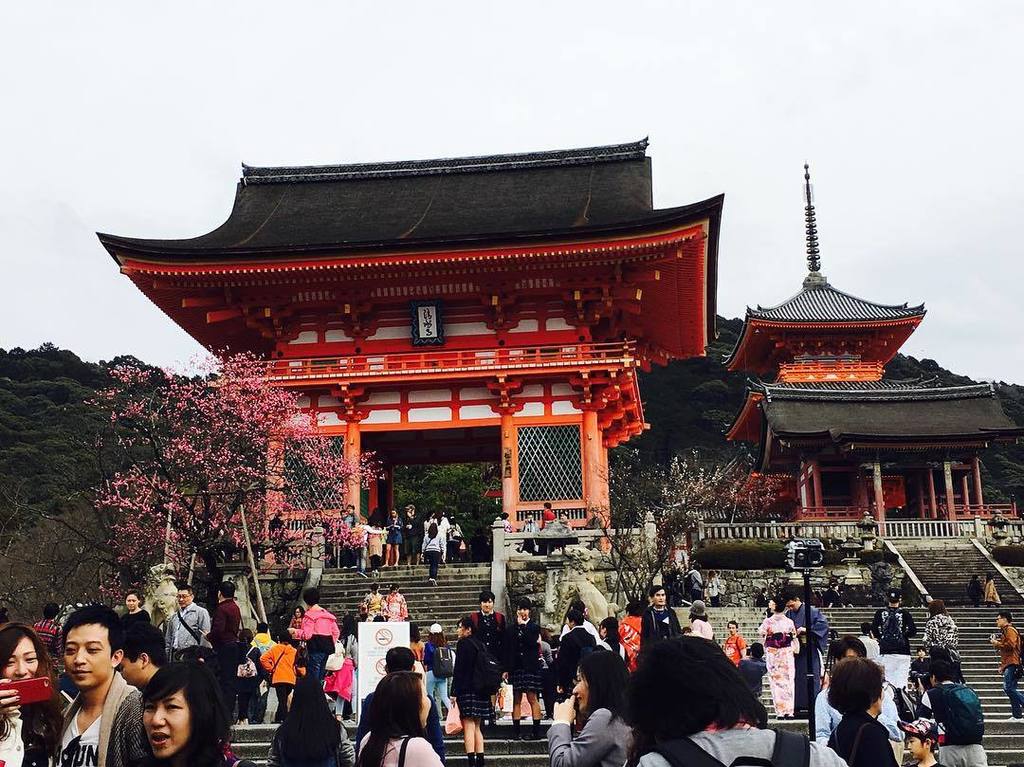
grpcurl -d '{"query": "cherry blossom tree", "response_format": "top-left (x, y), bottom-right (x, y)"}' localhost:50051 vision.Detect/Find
top-left (603, 451), bottom-right (786, 605)
top-left (92, 353), bottom-right (370, 600)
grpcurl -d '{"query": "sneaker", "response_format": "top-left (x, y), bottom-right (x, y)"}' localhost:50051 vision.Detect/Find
top-left (358, 571), bottom-right (368, 578)
top-left (429, 578), bottom-right (437, 586)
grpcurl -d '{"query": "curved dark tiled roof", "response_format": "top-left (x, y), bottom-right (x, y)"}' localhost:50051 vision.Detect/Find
top-left (241, 140), bottom-right (650, 184)
top-left (754, 380), bottom-right (1023, 441)
top-left (747, 280), bottom-right (925, 323)
top-left (97, 139), bottom-right (724, 260)
top-left (754, 380), bottom-right (992, 402)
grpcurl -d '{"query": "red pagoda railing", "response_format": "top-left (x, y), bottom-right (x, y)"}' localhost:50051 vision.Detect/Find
top-left (266, 341), bottom-right (637, 385)
top-left (947, 503), bottom-right (1018, 520)
top-left (800, 505), bottom-right (870, 521)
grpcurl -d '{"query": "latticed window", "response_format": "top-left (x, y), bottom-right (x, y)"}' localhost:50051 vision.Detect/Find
top-left (517, 425), bottom-right (583, 501)
top-left (284, 436), bottom-right (346, 510)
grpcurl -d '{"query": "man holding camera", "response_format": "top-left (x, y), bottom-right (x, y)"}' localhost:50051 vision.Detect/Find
top-left (991, 610), bottom-right (1024, 721)
top-left (784, 588), bottom-right (829, 716)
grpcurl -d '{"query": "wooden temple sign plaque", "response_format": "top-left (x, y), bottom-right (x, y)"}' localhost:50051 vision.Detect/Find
top-left (411, 300), bottom-right (444, 346)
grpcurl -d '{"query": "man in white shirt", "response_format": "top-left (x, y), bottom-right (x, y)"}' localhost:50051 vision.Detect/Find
top-left (858, 622), bottom-right (881, 660)
top-left (59, 605), bottom-right (149, 767)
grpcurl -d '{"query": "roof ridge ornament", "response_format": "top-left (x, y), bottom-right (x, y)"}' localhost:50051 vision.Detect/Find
top-left (802, 162), bottom-right (828, 289)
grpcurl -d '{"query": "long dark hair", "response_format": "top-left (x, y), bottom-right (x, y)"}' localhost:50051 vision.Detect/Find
top-left (579, 649), bottom-right (628, 720)
top-left (0, 623), bottom-right (62, 755)
top-left (357, 671), bottom-right (425, 767)
top-left (275, 673), bottom-right (341, 760)
top-left (625, 637), bottom-right (767, 767)
top-left (141, 663), bottom-right (231, 767)
top-left (341, 613), bottom-right (357, 642)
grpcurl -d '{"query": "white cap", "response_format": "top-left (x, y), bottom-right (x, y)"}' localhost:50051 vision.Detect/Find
top-left (429, 622), bottom-right (443, 634)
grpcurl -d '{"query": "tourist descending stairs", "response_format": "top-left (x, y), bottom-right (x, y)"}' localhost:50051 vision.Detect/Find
top-left (317, 562), bottom-right (493, 628)
top-left (895, 539), bottom-right (1024, 607)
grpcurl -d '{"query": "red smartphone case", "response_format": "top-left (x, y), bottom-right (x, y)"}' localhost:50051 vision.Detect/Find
top-left (0, 676), bottom-right (52, 705)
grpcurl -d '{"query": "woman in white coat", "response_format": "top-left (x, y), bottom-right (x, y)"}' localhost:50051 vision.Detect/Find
top-left (0, 623), bottom-right (64, 767)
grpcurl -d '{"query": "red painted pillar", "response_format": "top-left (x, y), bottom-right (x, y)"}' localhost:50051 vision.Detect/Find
top-left (500, 412), bottom-right (517, 524)
top-left (972, 456), bottom-right (985, 508)
top-left (344, 420), bottom-right (362, 521)
top-left (927, 469), bottom-right (938, 519)
top-left (872, 460), bottom-right (885, 525)
top-left (811, 460), bottom-right (823, 512)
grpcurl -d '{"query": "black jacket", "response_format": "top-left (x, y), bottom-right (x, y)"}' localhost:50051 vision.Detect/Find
top-left (451, 636), bottom-right (481, 698)
top-left (471, 610), bottom-right (507, 665)
top-left (556, 626), bottom-right (596, 692)
top-left (640, 606), bottom-right (683, 645)
top-left (827, 710), bottom-right (898, 767)
top-left (506, 619), bottom-right (541, 673)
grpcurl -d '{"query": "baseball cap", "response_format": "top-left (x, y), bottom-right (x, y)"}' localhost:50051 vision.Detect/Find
top-left (888, 589), bottom-right (902, 602)
top-left (429, 622), bottom-right (443, 634)
top-left (899, 718), bottom-right (938, 740)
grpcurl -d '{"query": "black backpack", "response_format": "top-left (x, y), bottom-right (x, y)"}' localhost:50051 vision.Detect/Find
top-left (433, 645), bottom-right (455, 679)
top-left (878, 608), bottom-right (907, 653)
top-left (471, 639), bottom-right (503, 695)
top-left (654, 729), bottom-right (809, 767)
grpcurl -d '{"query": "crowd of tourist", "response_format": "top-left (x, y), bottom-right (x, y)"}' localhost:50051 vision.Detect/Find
top-left (5, 555), bottom-right (1024, 767)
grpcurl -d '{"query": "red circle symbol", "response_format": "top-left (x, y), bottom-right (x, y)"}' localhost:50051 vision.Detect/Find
top-left (375, 628), bottom-right (394, 646)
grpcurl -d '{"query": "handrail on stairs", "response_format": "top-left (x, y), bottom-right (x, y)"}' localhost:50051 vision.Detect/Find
top-left (970, 538), bottom-right (1024, 603)
top-left (882, 538), bottom-right (931, 606)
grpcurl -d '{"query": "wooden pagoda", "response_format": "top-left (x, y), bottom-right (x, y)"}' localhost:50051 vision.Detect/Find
top-left (99, 140), bottom-right (724, 526)
top-left (726, 166), bottom-right (1021, 524)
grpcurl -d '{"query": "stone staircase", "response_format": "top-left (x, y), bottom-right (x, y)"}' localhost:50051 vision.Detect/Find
top-left (895, 539), bottom-right (1024, 606)
top-left (317, 563), bottom-right (493, 628)
top-left (712, 606), bottom-right (1024, 766)
top-left (231, 724), bottom-right (551, 766)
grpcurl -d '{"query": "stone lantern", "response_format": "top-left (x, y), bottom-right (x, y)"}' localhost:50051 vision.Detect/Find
top-left (857, 513), bottom-right (877, 551)
top-left (840, 535), bottom-right (865, 585)
top-left (991, 512), bottom-right (1010, 544)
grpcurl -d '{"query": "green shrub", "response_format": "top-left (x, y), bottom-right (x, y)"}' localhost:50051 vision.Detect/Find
top-left (992, 546), bottom-right (1024, 566)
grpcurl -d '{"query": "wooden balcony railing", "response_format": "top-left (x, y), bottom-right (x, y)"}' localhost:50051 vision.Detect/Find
top-left (800, 505), bottom-right (870, 521)
top-left (266, 341), bottom-right (636, 385)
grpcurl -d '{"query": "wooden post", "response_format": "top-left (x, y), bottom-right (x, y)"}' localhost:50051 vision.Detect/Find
top-left (811, 460), bottom-right (823, 511)
top-left (961, 473), bottom-right (972, 513)
top-left (972, 456), bottom-right (985, 508)
top-left (943, 460), bottom-right (956, 519)
top-left (344, 420), bottom-right (362, 520)
top-left (238, 503), bottom-right (268, 623)
top-left (872, 460), bottom-right (885, 524)
top-left (927, 468), bottom-right (938, 518)
top-left (500, 412), bottom-right (517, 523)
top-left (917, 472), bottom-right (927, 519)
top-left (582, 409), bottom-right (607, 523)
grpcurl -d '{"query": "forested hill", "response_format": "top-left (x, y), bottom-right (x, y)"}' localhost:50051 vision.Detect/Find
top-left (2, 325), bottom-right (1023, 525)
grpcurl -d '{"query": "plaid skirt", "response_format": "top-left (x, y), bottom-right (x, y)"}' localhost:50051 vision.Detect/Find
top-left (456, 691), bottom-right (493, 720)
top-left (510, 669), bottom-right (543, 692)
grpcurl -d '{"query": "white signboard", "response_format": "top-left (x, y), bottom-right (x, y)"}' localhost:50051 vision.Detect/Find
top-left (356, 621), bottom-right (410, 718)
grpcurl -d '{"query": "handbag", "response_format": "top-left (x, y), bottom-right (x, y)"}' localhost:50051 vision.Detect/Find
top-left (325, 641), bottom-right (346, 673)
top-left (445, 701), bottom-right (463, 735)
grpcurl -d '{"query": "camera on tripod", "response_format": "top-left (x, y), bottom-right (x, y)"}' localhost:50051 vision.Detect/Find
top-left (785, 538), bottom-right (825, 571)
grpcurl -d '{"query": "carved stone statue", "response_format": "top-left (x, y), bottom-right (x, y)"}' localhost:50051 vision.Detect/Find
top-left (143, 564), bottom-right (180, 628)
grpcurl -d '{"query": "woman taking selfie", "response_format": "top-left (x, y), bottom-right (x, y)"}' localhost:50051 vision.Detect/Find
top-left (548, 650), bottom-right (630, 767)
top-left (357, 671), bottom-right (442, 767)
top-left (139, 662), bottom-right (257, 767)
top-left (0, 623), bottom-right (63, 767)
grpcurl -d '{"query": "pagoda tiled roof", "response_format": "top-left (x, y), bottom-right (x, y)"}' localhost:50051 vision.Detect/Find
top-left (97, 139), bottom-right (724, 260)
top-left (746, 278), bottom-right (925, 324)
top-left (751, 379), bottom-right (1022, 443)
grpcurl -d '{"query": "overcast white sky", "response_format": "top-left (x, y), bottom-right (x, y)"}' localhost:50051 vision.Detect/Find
top-left (2, 2), bottom-right (1022, 382)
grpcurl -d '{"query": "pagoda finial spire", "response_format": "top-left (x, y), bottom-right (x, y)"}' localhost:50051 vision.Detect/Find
top-left (802, 162), bottom-right (827, 288)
